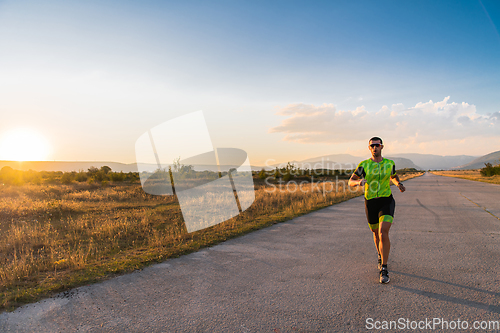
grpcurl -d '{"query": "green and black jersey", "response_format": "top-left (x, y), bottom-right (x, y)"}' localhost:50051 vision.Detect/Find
top-left (354, 158), bottom-right (397, 200)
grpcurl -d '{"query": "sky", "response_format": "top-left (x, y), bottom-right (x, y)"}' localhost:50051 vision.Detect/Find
top-left (0, 0), bottom-right (499, 167)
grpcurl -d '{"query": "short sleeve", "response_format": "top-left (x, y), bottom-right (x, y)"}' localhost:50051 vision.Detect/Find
top-left (391, 163), bottom-right (396, 176)
top-left (354, 163), bottom-right (365, 178)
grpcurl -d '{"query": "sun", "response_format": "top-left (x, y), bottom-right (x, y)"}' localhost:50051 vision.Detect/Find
top-left (0, 128), bottom-right (51, 161)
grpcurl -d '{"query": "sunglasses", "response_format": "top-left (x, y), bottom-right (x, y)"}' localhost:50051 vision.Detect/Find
top-left (370, 143), bottom-right (381, 148)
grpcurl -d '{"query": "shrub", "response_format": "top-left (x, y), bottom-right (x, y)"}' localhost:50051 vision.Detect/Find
top-left (94, 171), bottom-right (108, 182)
top-left (20, 170), bottom-right (41, 184)
top-left (127, 172), bottom-right (140, 183)
top-left (61, 172), bottom-right (73, 184)
top-left (75, 171), bottom-right (88, 182)
top-left (0, 168), bottom-right (24, 186)
top-left (283, 170), bottom-right (294, 181)
top-left (0, 166), bottom-right (14, 174)
top-left (480, 162), bottom-right (500, 177)
top-left (100, 166), bottom-right (112, 174)
top-left (110, 172), bottom-right (126, 182)
top-left (87, 167), bottom-right (99, 177)
top-left (274, 167), bottom-right (280, 179)
top-left (44, 172), bottom-right (58, 184)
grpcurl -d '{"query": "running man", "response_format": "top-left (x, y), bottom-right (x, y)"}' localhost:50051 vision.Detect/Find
top-left (348, 137), bottom-right (405, 284)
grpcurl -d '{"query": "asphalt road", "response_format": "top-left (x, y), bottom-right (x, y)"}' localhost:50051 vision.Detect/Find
top-left (1, 172), bottom-right (500, 332)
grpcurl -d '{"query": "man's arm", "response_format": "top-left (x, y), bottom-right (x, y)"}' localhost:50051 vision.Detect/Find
top-left (390, 174), bottom-right (406, 192)
top-left (349, 164), bottom-right (366, 187)
top-left (349, 173), bottom-right (366, 187)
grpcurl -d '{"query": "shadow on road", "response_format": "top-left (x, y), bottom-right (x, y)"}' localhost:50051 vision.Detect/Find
top-left (391, 271), bottom-right (500, 314)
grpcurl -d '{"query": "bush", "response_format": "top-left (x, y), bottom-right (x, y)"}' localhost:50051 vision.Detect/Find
top-left (274, 167), bottom-right (280, 179)
top-left (61, 172), bottom-right (73, 184)
top-left (0, 167), bottom-right (24, 186)
top-left (0, 166), bottom-right (14, 175)
top-left (87, 167), bottom-right (99, 177)
top-left (94, 171), bottom-right (109, 182)
top-left (110, 172), bottom-right (126, 182)
top-left (44, 172), bottom-right (59, 184)
top-left (75, 171), bottom-right (88, 182)
top-left (397, 168), bottom-right (420, 175)
top-left (100, 166), bottom-right (112, 174)
top-left (480, 162), bottom-right (500, 177)
top-left (21, 170), bottom-right (42, 184)
top-left (127, 172), bottom-right (140, 183)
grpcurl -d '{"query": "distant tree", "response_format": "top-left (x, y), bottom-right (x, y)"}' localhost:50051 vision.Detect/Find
top-left (480, 163), bottom-right (496, 177)
top-left (100, 166), bottom-right (112, 174)
top-left (87, 167), bottom-right (99, 177)
top-left (274, 167), bottom-right (280, 179)
top-left (0, 166), bottom-right (13, 174)
top-left (179, 164), bottom-right (193, 174)
top-left (283, 162), bottom-right (296, 182)
top-left (172, 157), bottom-right (181, 172)
top-left (0, 166), bottom-right (23, 185)
top-left (94, 170), bottom-right (108, 182)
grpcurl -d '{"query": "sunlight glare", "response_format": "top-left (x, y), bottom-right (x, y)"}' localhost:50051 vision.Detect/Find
top-left (0, 128), bottom-right (51, 161)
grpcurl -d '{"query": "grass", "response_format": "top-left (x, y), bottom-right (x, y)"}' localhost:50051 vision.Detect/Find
top-left (0, 172), bottom-right (423, 311)
top-left (431, 170), bottom-right (500, 185)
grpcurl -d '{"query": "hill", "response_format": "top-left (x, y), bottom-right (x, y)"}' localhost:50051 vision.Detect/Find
top-left (453, 150), bottom-right (500, 170)
top-left (1, 150), bottom-right (493, 173)
top-left (270, 153), bottom-right (481, 171)
top-left (389, 153), bottom-right (477, 170)
top-left (262, 154), bottom-right (421, 171)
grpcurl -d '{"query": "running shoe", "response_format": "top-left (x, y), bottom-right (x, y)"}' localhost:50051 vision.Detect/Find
top-left (380, 268), bottom-right (390, 284)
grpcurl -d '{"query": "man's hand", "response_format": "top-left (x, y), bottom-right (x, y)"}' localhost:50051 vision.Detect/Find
top-left (397, 183), bottom-right (406, 192)
top-left (348, 173), bottom-right (365, 187)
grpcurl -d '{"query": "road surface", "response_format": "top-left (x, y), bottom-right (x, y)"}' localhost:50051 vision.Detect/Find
top-left (1, 173), bottom-right (500, 332)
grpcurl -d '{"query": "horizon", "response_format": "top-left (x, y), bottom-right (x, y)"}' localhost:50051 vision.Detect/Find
top-left (1, 1), bottom-right (500, 166)
top-left (0, 149), bottom-right (495, 165)
top-left (0, 148), bottom-right (494, 168)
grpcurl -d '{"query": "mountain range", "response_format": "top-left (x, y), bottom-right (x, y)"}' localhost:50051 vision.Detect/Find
top-left (451, 150), bottom-right (500, 170)
top-left (264, 153), bottom-right (481, 171)
top-left (0, 150), bottom-right (498, 173)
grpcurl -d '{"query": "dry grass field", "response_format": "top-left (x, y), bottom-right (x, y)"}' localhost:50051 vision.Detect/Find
top-left (0, 171), bottom-right (423, 311)
top-left (431, 170), bottom-right (500, 185)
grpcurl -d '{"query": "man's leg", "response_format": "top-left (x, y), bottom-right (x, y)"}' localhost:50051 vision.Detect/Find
top-left (366, 199), bottom-right (383, 269)
top-left (378, 196), bottom-right (394, 284)
top-left (370, 224), bottom-right (380, 256)
top-left (378, 220), bottom-right (392, 265)
top-left (378, 219), bottom-right (392, 284)
top-left (369, 223), bottom-right (381, 269)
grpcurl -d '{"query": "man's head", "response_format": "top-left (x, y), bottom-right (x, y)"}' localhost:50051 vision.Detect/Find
top-left (369, 137), bottom-right (383, 158)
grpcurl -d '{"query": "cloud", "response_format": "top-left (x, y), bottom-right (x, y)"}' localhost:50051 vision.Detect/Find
top-left (269, 97), bottom-right (500, 145)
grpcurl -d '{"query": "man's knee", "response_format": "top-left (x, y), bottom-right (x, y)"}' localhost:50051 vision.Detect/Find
top-left (379, 230), bottom-right (389, 242)
top-left (378, 220), bottom-right (392, 240)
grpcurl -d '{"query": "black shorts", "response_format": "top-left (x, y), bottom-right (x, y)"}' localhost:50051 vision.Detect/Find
top-left (364, 195), bottom-right (395, 230)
